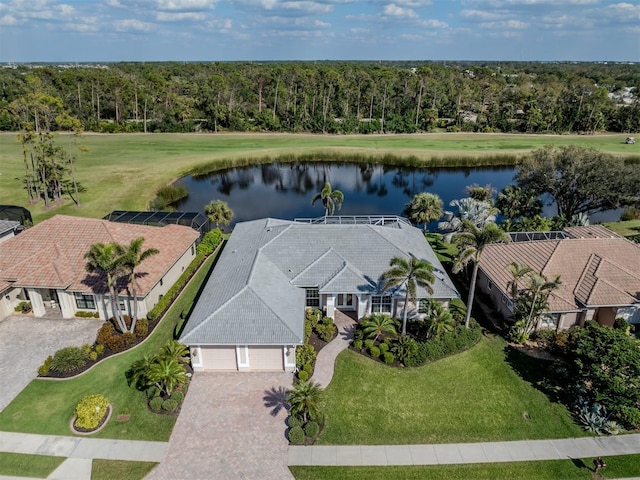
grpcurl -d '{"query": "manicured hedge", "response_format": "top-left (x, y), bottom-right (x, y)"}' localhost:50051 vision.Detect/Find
top-left (404, 322), bottom-right (482, 367)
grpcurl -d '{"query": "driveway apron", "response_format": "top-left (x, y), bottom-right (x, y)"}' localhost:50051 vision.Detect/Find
top-left (0, 315), bottom-right (103, 412)
top-left (146, 372), bottom-right (294, 480)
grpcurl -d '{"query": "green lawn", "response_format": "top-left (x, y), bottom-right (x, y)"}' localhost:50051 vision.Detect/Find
top-left (290, 454), bottom-right (640, 480)
top-left (1, 132), bottom-right (636, 223)
top-left (318, 335), bottom-right (585, 445)
top-left (603, 219), bottom-right (640, 238)
top-left (0, 253), bottom-right (216, 441)
top-left (0, 452), bottom-right (66, 478)
top-left (92, 460), bottom-right (158, 480)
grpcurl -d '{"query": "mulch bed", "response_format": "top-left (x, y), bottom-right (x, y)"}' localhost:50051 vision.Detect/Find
top-left (70, 404), bottom-right (112, 435)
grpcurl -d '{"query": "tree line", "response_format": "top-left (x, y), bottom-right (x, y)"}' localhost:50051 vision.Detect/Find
top-left (1, 61), bottom-right (639, 135)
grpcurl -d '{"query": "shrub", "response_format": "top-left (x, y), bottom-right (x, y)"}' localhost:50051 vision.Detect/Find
top-left (75, 310), bottom-right (99, 318)
top-left (37, 356), bottom-right (53, 376)
top-left (316, 323), bottom-right (335, 342)
top-left (15, 301), bottom-right (31, 313)
top-left (94, 344), bottom-right (104, 356)
top-left (303, 364), bottom-right (313, 374)
top-left (391, 335), bottom-right (418, 364)
top-left (297, 370), bottom-right (309, 381)
top-left (146, 386), bottom-right (160, 399)
top-left (74, 394), bottom-right (109, 430)
top-left (532, 329), bottom-right (555, 348)
top-left (364, 339), bottom-right (374, 349)
top-left (384, 352), bottom-right (395, 365)
top-left (135, 317), bottom-right (149, 339)
top-left (171, 391), bottom-right (184, 403)
top-left (304, 421), bottom-right (320, 438)
top-left (104, 334), bottom-right (125, 352)
top-left (369, 346), bottom-right (380, 358)
top-left (304, 319), bottom-right (312, 343)
top-left (288, 426), bottom-right (305, 445)
top-left (295, 344), bottom-right (317, 369)
top-left (82, 344), bottom-right (92, 355)
top-left (89, 351), bottom-right (98, 361)
top-left (96, 322), bottom-right (116, 346)
top-left (288, 415), bottom-right (303, 428)
top-left (148, 253), bottom-right (206, 321)
top-left (162, 399), bottom-right (179, 412)
top-left (353, 339), bottom-right (363, 350)
top-left (50, 346), bottom-right (87, 373)
top-left (379, 342), bottom-right (389, 353)
top-left (575, 398), bottom-right (609, 435)
top-left (149, 396), bottom-right (163, 411)
top-left (196, 229), bottom-right (223, 256)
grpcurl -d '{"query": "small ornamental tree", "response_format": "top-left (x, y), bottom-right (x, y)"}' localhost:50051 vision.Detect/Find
top-left (74, 394), bottom-right (109, 430)
top-left (569, 321), bottom-right (640, 429)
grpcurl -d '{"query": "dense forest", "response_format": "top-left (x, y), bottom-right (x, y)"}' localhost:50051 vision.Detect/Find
top-left (1, 61), bottom-right (639, 135)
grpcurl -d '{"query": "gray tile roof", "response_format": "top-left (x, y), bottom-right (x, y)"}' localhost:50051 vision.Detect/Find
top-left (0, 220), bottom-right (19, 236)
top-left (180, 217), bottom-right (459, 346)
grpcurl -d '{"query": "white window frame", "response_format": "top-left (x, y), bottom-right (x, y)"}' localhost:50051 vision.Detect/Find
top-left (371, 295), bottom-right (392, 314)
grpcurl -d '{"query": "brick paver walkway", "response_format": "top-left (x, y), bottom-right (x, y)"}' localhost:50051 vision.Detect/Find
top-left (311, 310), bottom-right (356, 388)
top-left (146, 372), bottom-right (294, 480)
top-left (0, 315), bottom-right (103, 412)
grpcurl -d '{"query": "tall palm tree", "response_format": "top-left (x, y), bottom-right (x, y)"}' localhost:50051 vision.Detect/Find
top-left (360, 314), bottom-right (397, 342)
top-left (507, 262), bottom-right (533, 299)
top-left (84, 242), bottom-right (127, 332)
top-left (205, 199), bottom-right (234, 230)
top-left (117, 237), bottom-right (159, 333)
top-left (382, 256), bottom-right (435, 335)
top-left (286, 380), bottom-right (324, 423)
top-left (523, 272), bottom-right (562, 332)
top-left (406, 192), bottom-right (443, 231)
top-left (452, 220), bottom-right (509, 328)
top-left (311, 182), bottom-right (344, 216)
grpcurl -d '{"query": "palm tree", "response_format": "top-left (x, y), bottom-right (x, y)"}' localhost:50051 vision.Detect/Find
top-left (523, 272), bottom-right (562, 332)
top-left (286, 380), bottom-right (324, 423)
top-left (439, 197), bottom-right (498, 240)
top-left (406, 192), bottom-right (443, 231)
top-left (311, 182), bottom-right (344, 216)
top-left (507, 262), bottom-right (533, 299)
top-left (117, 237), bottom-right (159, 333)
top-left (126, 354), bottom-right (158, 390)
top-left (205, 199), bottom-right (234, 230)
top-left (360, 314), bottom-right (397, 342)
top-left (162, 340), bottom-right (190, 364)
top-left (452, 220), bottom-right (509, 328)
top-left (147, 356), bottom-right (188, 397)
top-left (84, 242), bottom-right (127, 332)
top-left (427, 307), bottom-right (455, 338)
top-left (381, 256), bottom-right (435, 335)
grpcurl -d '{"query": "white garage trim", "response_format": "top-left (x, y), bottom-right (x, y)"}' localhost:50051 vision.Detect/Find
top-left (248, 346), bottom-right (284, 371)
top-left (237, 345), bottom-right (250, 371)
top-left (191, 346), bottom-right (202, 369)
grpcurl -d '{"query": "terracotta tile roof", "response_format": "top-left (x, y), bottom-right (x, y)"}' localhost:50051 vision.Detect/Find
top-left (480, 228), bottom-right (640, 312)
top-left (0, 215), bottom-right (199, 296)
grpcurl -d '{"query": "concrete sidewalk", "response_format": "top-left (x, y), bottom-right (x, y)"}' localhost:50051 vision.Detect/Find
top-left (311, 311), bottom-right (356, 388)
top-left (288, 433), bottom-right (640, 466)
top-left (0, 431), bottom-right (167, 480)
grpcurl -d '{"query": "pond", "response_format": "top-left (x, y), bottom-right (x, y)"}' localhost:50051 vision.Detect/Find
top-left (172, 162), bottom-right (620, 228)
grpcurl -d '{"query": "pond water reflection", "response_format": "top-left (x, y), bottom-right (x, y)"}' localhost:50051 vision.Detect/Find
top-left (173, 163), bottom-right (518, 228)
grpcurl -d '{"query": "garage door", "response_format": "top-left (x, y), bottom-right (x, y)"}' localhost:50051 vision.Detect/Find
top-left (200, 346), bottom-right (237, 370)
top-left (248, 346), bottom-right (283, 371)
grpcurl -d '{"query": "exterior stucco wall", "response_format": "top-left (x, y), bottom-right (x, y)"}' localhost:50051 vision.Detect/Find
top-left (192, 344), bottom-right (295, 372)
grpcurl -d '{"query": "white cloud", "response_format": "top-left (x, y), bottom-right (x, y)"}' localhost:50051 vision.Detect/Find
top-left (114, 18), bottom-right (155, 31)
top-left (0, 14), bottom-right (18, 25)
top-left (419, 18), bottom-right (448, 28)
top-left (480, 19), bottom-right (528, 29)
top-left (155, 11), bottom-right (208, 21)
top-left (156, 0), bottom-right (218, 11)
top-left (383, 3), bottom-right (418, 18)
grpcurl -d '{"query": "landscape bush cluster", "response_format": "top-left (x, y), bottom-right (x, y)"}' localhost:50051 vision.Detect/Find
top-left (74, 310), bottom-right (100, 318)
top-left (73, 394), bottom-right (109, 431)
top-left (14, 301), bottom-right (32, 313)
top-left (38, 343), bottom-right (105, 376)
top-left (196, 229), bottom-right (223, 256)
top-left (296, 309), bottom-right (337, 379)
top-left (286, 380), bottom-right (325, 445)
top-left (126, 340), bottom-right (191, 415)
top-left (353, 301), bottom-right (481, 368)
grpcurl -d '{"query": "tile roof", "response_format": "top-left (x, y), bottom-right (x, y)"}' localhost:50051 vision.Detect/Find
top-left (0, 215), bottom-right (199, 296)
top-left (0, 220), bottom-right (20, 236)
top-left (180, 217), bottom-right (459, 346)
top-left (480, 227), bottom-right (640, 312)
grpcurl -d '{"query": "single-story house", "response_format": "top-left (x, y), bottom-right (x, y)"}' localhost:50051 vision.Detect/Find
top-left (478, 225), bottom-right (640, 330)
top-left (0, 215), bottom-right (199, 322)
top-left (180, 216), bottom-right (460, 372)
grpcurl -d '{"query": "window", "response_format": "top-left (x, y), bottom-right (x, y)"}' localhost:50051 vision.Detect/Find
top-left (371, 295), bottom-right (392, 313)
top-left (118, 297), bottom-right (126, 311)
top-left (487, 280), bottom-right (493, 291)
top-left (305, 288), bottom-right (320, 308)
top-left (160, 278), bottom-right (164, 287)
top-left (191, 245), bottom-right (195, 255)
top-left (74, 292), bottom-right (95, 310)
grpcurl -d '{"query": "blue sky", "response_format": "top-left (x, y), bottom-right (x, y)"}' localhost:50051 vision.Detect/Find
top-left (0, 0), bottom-right (638, 62)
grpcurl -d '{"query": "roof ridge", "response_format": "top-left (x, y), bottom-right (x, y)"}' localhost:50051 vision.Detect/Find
top-left (181, 286), bottom-right (250, 340)
top-left (574, 253), bottom-right (600, 305)
top-left (290, 247), bottom-right (343, 284)
top-left (365, 223), bottom-right (408, 258)
top-left (539, 239), bottom-right (562, 276)
top-left (246, 284), bottom-right (301, 342)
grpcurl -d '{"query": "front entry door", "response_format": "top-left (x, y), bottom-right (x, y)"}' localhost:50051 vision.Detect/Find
top-left (336, 293), bottom-right (355, 310)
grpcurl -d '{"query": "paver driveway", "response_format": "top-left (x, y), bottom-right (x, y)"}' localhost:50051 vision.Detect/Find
top-left (147, 372), bottom-right (294, 480)
top-left (0, 315), bottom-right (103, 412)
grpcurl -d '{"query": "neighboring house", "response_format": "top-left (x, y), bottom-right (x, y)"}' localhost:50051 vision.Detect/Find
top-left (0, 220), bottom-right (20, 244)
top-left (180, 216), bottom-right (459, 372)
top-left (479, 225), bottom-right (640, 330)
top-left (0, 215), bottom-right (199, 322)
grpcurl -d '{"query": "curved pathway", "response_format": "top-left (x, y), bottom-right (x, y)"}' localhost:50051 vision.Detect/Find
top-left (311, 310), bottom-right (356, 389)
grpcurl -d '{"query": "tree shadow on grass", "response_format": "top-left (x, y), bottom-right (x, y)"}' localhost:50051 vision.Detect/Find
top-left (263, 386), bottom-right (289, 417)
top-left (504, 345), bottom-right (570, 404)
